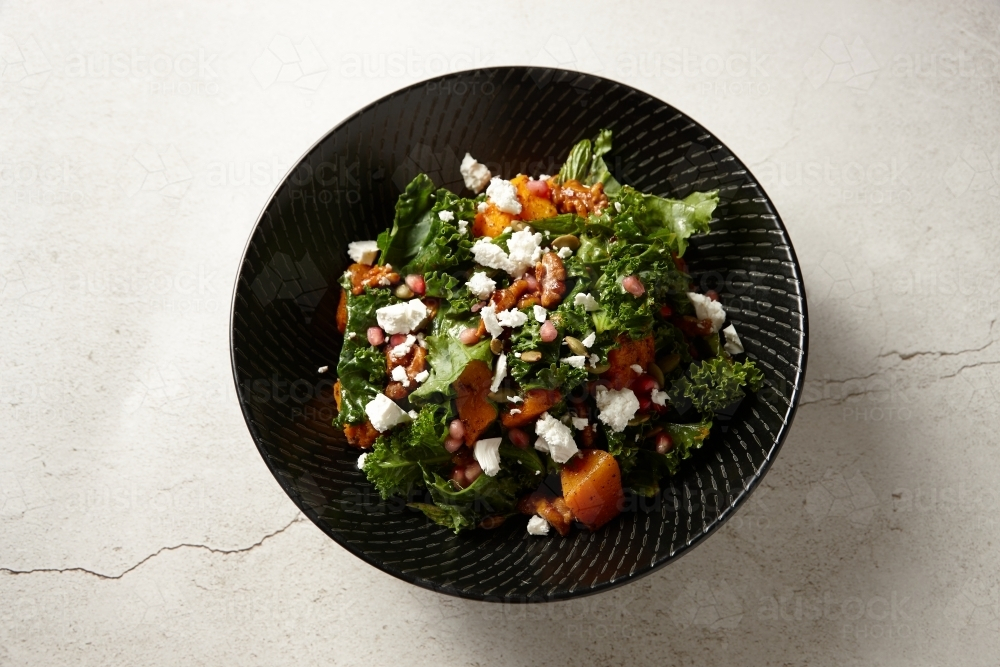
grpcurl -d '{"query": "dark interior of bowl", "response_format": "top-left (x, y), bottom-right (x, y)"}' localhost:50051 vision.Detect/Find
top-left (230, 67), bottom-right (808, 602)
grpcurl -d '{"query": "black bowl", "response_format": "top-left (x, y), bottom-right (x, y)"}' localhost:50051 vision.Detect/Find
top-left (230, 67), bottom-right (808, 602)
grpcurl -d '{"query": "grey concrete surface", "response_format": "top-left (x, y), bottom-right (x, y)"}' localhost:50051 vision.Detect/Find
top-left (2, 1), bottom-right (999, 664)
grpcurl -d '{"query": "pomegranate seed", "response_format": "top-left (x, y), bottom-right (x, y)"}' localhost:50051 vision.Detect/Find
top-left (539, 320), bottom-right (558, 342)
top-left (526, 178), bottom-right (550, 198)
top-left (459, 327), bottom-right (481, 345)
top-left (659, 304), bottom-right (673, 318)
top-left (672, 255), bottom-right (688, 274)
top-left (465, 462), bottom-right (483, 484)
top-left (471, 302), bottom-right (483, 313)
top-left (450, 466), bottom-right (467, 488)
top-left (633, 375), bottom-right (657, 394)
top-left (638, 396), bottom-right (652, 412)
top-left (444, 436), bottom-right (464, 453)
top-left (508, 428), bottom-right (529, 449)
top-left (655, 433), bottom-right (674, 455)
top-left (389, 333), bottom-right (407, 347)
top-left (705, 290), bottom-right (719, 301)
top-left (525, 274), bottom-right (539, 291)
top-left (622, 275), bottom-right (645, 297)
top-left (405, 274), bottom-right (426, 296)
top-left (449, 418), bottom-right (466, 440)
top-left (367, 327), bottom-right (385, 346)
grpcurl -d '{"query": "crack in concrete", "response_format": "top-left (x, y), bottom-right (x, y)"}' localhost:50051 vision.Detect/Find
top-left (0, 516), bottom-right (302, 580)
top-left (879, 319), bottom-right (996, 362)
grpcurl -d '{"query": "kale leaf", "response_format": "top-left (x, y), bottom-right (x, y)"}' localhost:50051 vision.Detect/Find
top-left (410, 470), bottom-right (522, 533)
top-left (377, 173), bottom-right (437, 268)
top-left (333, 285), bottom-right (394, 427)
top-left (669, 357), bottom-right (763, 418)
top-left (407, 332), bottom-right (492, 402)
top-left (361, 404), bottom-right (453, 499)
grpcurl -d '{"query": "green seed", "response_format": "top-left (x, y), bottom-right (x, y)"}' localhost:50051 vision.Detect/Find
top-left (520, 350), bottom-right (542, 363)
top-left (490, 339), bottom-right (504, 355)
top-left (550, 234), bottom-right (581, 250)
top-left (564, 336), bottom-right (587, 356)
top-left (509, 220), bottom-right (528, 232)
top-left (627, 414), bottom-right (650, 426)
top-left (587, 362), bottom-right (611, 374)
top-left (658, 353), bottom-right (681, 374)
top-left (394, 284), bottom-right (414, 299)
top-left (648, 363), bottom-right (665, 387)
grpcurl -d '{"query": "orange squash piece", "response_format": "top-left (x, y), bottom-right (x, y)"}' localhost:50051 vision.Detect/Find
top-left (454, 360), bottom-right (498, 445)
top-left (511, 174), bottom-right (558, 221)
top-left (602, 335), bottom-right (656, 390)
top-left (500, 388), bottom-right (560, 428)
top-left (560, 449), bottom-right (624, 530)
top-left (472, 201), bottom-right (515, 238)
top-left (517, 490), bottom-right (574, 536)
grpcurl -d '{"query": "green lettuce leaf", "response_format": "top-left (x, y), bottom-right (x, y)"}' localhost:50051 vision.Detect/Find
top-left (401, 188), bottom-right (475, 275)
top-left (557, 129), bottom-right (621, 194)
top-left (378, 173), bottom-right (437, 268)
top-left (407, 332), bottom-right (492, 402)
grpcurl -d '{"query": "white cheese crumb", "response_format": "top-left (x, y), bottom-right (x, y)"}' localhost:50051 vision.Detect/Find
top-left (687, 292), bottom-right (726, 333)
top-left (506, 230), bottom-right (543, 276)
top-left (460, 153), bottom-right (492, 193)
top-left (594, 386), bottom-right (640, 433)
top-left (527, 515), bottom-right (550, 536)
top-left (509, 395), bottom-right (524, 403)
top-left (534, 412), bottom-right (579, 464)
top-left (497, 308), bottom-right (528, 329)
top-left (317, 365), bottom-right (328, 373)
top-left (491, 353), bottom-right (507, 392)
top-left (347, 240), bottom-right (380, 265)
top-left (477, 201), bottom-right (488, 213)
top-left (561, 355), bottom-right (586, 368)
top-left (486, 177), bottom-right (522, 215)
top-left (472, 238), bottom-right (511, 272)
top-left (533, 304), bottom-right (548, 323)
top-left (630, 364), bottom-right (644, 374)
top-left (348, 331), bottom-right (357, 339)
top-left (414, 370), bottom-right (429, 383)
top-left (510, 408), bottom-right (521, 415)
top-left (651, 389), bottom-right (669, 406)
top-left (513, 352), bottom-right (521, 358)
top-left (614, 201), bottom-right (622, 212)
top-left (357, 452), bottom-right (368, 470)
top-left (438, 210), bottom-right (455, 222)
top-left (390, 334), bottom-right (416, 359)
top-left (574, 292), bottom-right (601, 312)
top-left (480, 304), bottom-right (503, 338)
top-left (571, 417), bottom-right (589, 431)
top-left (376, 300), bottom-right (429, 335)
top-left (364, 394), bottom-right (411, 432)
top-left (408, 409), bottom-right (419, 419)
top-left (581, 332), bottom-right (596, 348)
top-left (458, 218), bottom-right (469, 235)
top-left (722, 324), bottom-right (744, 354)
top-left (466, 271), bottom-right (496, 300)
top-left (557, 246), bottom-right (573, 259)
top-left (416, 332), bottom-right (427, 348)
top-left (391, 365), bottom-right (410, 387)
top-left (474, 437), bottom-right (503, 476)
top-left (589, 353), bottom-right (600, 365)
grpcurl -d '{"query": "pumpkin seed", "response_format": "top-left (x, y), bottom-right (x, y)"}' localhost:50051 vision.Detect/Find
top-left (490, 339), bottom-right (504, 355)
top-left (509, 220), bottom-right (528, 232)
top-left (550, 234), bottom-right (581, 250)
top-left (520, 350), bottom-right (542, 363)
top-left (648, 363), bottom-right (665, 387)
top-left (587, 362), bottom-right (611, 374)
top-left (627, 414), bottom-right (651, 426)
top-left (394, 284), bottom-right (414, 299)
top-left (564, 336), bottom-right (587, 356)
top-left (657, 353), bottom-right (681, 374)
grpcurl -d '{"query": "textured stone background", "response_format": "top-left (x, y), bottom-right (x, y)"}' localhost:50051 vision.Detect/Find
top-left (2, 1), bottom-right (999, 664)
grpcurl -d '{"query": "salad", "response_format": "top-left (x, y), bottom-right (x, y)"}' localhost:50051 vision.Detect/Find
top-left (332, 130), bottom-right (762, 536)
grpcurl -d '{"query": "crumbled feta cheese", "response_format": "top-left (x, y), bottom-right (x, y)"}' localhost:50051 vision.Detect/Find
top-left (509, 395), bottom-right (524, 403)
top-left (687, 292), bottom-right (726, 333)
top-left (513, 352), bottom-right (521, 358)
top-left (571, 417), bottom-right (589, 431)
top-left (408, 409), bottom-right (418, 419)
top-left (651, 389), bottom-right (669, 406)
top-left (509, 408), bottom-right (521, 415)
top-left (438, 210), bottom-right (455, 222)
top-left (390, 334), bottom-right (416, 359)
top-left (574, 292), bottom-right (601, 312)
top-left (561, 355), bottom-right (586, 368)
top-left (317, 365), bottom-right (328, 373)
top-left (630, 364), bottom-right (644, 374)
top-left (474, 437), bottom-right (503, 476)
top-left (497, 308), bottom-right (528, 328)
top-left (557, 246), bottom-right (573, 259)
top-left (364, 394), bottom-right (411, 432)
top-left (376, 300), bottom-right (429, 335)
top-left (527, 515), bottom-right (550, 536)
top-left (506, 230), bottom-right (543, 276)
top-left (477, 201), bottom-right (488, 213)
top-left (539, 174), bottom-right (551, 180)
top-left (466, 271), bottom-right (496, 300)
top-left (414, 370), bottom-right (429, 383)
top-left (490, 353), bottom-right (507, 392)
top-left (457, 219), bottom-right (468, 235)
top-left (416, 332), bottom-right (427, 348)
top-left (581, 332), bottom-right (596, 348)
top-left (533, 305), bottom-right (547, 323)
top-left (357, 452), bottom-right (368, 470)
top-left (480, 304), bottom-right (503, 338)
top-left (534, 412), bottom-right (579, 463)
top-left (347, 240), bottom-right (380, 265)
top-left (472, 238), bottom-right (510, 272)
top-left (460, 153), bottom-right (492, 193)
top-left (486, 177), bottom-right (522, 215)
top-left (589, 353), bottom-right (600, 365)
top-left (614, 201), bottom-right (622, 212)
top-left (391, 365), bottom-right (410, 387)
top-left (722, 324), bottom-right (744, 354)
top-left (594, 386), bottom-right (639, 433)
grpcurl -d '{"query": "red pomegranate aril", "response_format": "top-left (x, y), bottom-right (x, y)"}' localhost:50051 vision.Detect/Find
top-left (444, 436), bottom-right (464, 453)
top-left (622, 275), bottom-right (645, 297)
top-left (465, 461), bottom-right (483, 484)
top-left (540, 320), bottom-right (558, 342)
top-left (508, 427), bottom-right (530, 449)
top-left (633, 375), bottom-right (658, 394)
top-left (367, 326), bottom-right (385, 346)
top-left (405, 274), bottom-right (426, 296)
top-left (450, 466), bottom-right (468, 488)
top-left (659, 304), bottom-right (673, 318)
top-left (389, 333), bottom-right (408, 348)
top-left (459, 327), bottom-right (481, 345)
top-left (705, 290), bottom-right (719, 301)
top-left (638, 396), bottom-right (652, 412)
top-left (471, 302), bottom-right (484, 313)
top-left (655, 433), bottom-right (674, 455)
top-left (526, 178), bottom-right (550, 198)
top-left (448, 418), bottom-right (466, 440)
top-left (525, 274), bottom-right (539, 291)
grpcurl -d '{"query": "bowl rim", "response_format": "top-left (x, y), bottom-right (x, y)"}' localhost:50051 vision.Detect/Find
top-left (229, 65), bottom-right (810, 603)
